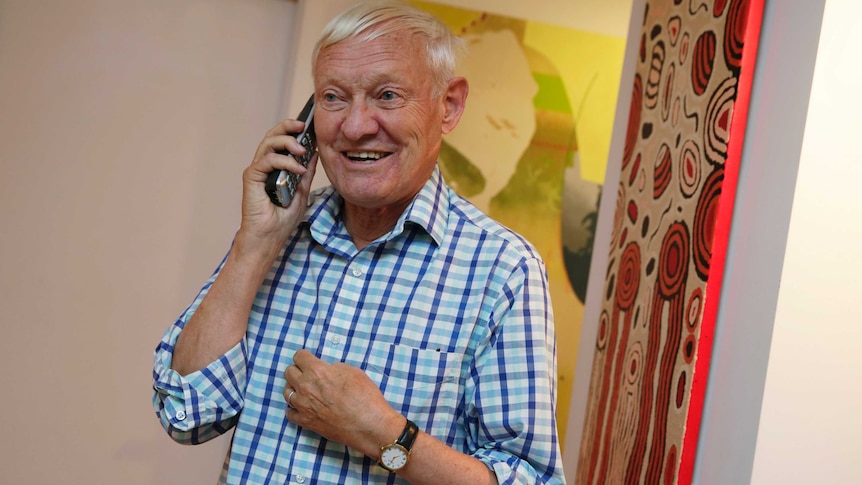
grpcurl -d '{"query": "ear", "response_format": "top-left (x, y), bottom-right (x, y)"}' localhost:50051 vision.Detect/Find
top-left (441, 77), bottom-right (469, 135)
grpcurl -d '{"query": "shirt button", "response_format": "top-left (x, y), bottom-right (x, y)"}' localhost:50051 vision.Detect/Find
top-left (331, 335), bottom-right (342, 345)
top-left (296, 474), bottom-right (306, 484)
top-left (351, 267), bottom-right (362, 277)
top-left (175, 410), bottom-right (186, 421)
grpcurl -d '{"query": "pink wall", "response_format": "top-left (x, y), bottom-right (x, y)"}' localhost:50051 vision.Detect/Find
top-left (0, 1), bottom-right (296, 483)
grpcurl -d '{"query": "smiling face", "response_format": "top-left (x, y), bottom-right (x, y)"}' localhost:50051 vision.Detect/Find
top-left (313, 30), bottom-right (465, 214)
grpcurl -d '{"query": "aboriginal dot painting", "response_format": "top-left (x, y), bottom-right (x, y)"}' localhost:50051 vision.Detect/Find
top-left (576, 1), bottom-right (764, 483)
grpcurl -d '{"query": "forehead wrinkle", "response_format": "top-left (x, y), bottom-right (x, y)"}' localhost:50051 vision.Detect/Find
top-left (314, 32), bottom-right (428, 89)
top-left (317, 53), bottom-right (397, 84)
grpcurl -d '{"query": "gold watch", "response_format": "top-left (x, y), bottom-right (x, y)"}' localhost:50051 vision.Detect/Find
top-left (378, 419), bottom-right (419, 472)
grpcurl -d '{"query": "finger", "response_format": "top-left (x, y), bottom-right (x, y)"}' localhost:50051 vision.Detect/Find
top-left (258, 150), bottom-right (310, 174)
top-left (265, 118), bottom-right (309, 138)
top-left (298, 154), bottom-right (319, 190)
top-left (242, 153), bottom-right (308, 186)
top-left (292, 349), bottom-right (320, 370)
top-left (284, 363), bottom-right (299, 385)
top-left (253, 133), bottom-right (309, 164)
top-left (284, 387), bottom-right (297, 407)
top-left (278, 154), bottom-right (319, 203)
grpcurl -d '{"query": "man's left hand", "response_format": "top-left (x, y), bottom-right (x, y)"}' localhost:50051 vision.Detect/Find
top-left (283, 349), bottom-right (405, 458)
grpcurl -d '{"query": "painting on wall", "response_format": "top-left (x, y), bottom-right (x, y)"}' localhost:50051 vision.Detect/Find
top-left (575, 0), bottom-right (765, 483)
top-left (409, 0), bottom-right (630, 444)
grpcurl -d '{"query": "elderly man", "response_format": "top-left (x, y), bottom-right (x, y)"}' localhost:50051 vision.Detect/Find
top-left (152, 1), bottom-right (565, 483)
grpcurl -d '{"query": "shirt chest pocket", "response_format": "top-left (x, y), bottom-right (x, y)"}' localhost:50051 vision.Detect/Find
top-left (360, 344), bottom-right (461, 438)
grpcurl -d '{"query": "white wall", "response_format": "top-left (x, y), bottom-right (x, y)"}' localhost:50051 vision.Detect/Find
top-left (691, 1), bottom-right (826, 483)
top-left (750, 0), bottom-right (862, 483)
top-left (0, 1), bottom-right (297, 483)
top-left (683, 0), bottom-right (862, 483)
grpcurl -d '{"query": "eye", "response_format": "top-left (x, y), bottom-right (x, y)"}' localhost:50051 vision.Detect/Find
top-left (380, 91), bottom-right (398, 101)
top-left (320, 91), bottom-right (347, 110)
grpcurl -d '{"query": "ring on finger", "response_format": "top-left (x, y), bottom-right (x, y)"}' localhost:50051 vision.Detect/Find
top-left (286, 389), bottom-right (297, 409)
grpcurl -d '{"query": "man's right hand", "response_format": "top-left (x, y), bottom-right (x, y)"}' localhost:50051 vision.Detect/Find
top-left (238, 118), bottom-right (319, 256)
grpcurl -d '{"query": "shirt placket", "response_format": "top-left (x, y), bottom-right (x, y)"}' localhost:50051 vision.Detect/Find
top-left (319, 251), bottom-right (370, 362)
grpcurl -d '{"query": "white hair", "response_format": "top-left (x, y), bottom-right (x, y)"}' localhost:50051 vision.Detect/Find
top-left (312, 0), bottom-right (464, 95)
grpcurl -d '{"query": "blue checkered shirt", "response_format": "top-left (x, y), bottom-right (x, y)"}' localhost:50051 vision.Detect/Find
top-left (153, 168), bottom-right (565, 484)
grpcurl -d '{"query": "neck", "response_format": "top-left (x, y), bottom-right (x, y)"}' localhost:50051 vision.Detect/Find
top-left (343, 201), bottom-right (409, 250)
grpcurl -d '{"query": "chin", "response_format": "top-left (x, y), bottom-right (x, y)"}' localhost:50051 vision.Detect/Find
top-left (338, 186), bottom-right (388, 207)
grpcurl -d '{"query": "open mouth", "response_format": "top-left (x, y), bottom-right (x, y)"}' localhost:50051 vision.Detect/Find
top-left (345, 151), bottom-right (390, 162)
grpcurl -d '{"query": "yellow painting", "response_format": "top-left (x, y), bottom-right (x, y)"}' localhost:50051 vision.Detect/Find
top-left (410, 1), bottom-right (628, 445)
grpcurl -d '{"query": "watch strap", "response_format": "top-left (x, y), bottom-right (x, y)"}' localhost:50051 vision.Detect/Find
top-left (396, 419), bottom-right (419, 451)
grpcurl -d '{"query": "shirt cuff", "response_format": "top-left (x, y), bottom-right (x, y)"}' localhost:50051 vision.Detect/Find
top-left (474, 448), bottom-right (564, 485)
top-left (153, 339), bottom-right (247, 432)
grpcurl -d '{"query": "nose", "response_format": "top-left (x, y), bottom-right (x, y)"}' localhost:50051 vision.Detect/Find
top-left (340, 99), bottom-right (379, 141)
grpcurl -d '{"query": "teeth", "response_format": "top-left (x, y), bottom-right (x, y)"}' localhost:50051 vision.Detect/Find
top-left (346, 151), bottom-right (385, 160)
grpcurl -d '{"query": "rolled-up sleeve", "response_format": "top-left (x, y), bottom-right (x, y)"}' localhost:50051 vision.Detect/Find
top-left (468, 256), bottom-right (565, 484)
top-left (151, 259), bottom-right (248, 445)
top-left (152, 328), bottom-right (246, 444)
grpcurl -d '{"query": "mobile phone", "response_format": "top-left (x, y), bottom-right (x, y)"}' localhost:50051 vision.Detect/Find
top-left (265, 94), bottom-right (316, 207)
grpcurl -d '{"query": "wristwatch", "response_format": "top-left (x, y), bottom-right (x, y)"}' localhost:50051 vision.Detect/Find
top-left (378, 418), bottom-right (419, 472)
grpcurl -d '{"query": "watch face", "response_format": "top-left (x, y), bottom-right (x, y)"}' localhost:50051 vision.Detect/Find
top-left (381, 445), bottom-right (409, 470)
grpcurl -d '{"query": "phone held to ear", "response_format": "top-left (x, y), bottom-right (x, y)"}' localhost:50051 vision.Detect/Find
top-left (265, 94), bottom-right (316, 207)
